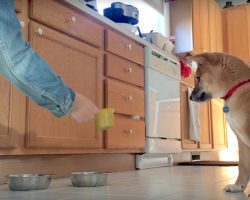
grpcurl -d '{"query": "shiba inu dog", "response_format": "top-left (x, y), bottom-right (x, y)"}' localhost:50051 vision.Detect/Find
top-left (189, 52), bottom-right (250, 193)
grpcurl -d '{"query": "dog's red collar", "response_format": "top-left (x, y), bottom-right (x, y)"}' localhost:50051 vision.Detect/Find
top-left (221, 79), bottom-right (250, 101)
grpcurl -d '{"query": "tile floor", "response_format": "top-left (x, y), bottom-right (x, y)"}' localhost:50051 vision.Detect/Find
top-left (0, 166), bottom-right (249, 200)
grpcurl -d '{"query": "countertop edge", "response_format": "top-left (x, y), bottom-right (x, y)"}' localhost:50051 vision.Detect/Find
top-left (63, 0), bottom-right (180, 64)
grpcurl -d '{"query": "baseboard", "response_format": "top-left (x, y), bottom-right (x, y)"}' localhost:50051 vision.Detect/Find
top-left (0, 153), bottom-right (135, 184)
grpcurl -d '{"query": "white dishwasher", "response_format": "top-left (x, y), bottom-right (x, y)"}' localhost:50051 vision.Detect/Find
top-left (136, 47), bottom-right (181, 169)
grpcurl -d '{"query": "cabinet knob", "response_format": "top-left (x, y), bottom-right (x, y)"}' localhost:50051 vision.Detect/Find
top-left (125, 129), bottom-right (133, 135)
top-left (71, 16), bottom-right (77, 23)
top-left (126, 67), bottom-right (133, 73)
top-left (35, 28), bottom-right (43, 36)
top-left (126, 44), bottom-right (132, 51)
top-left (127, 95), bottom-right (133, 101)
top-left (20, 20), bottom-right (25, 28)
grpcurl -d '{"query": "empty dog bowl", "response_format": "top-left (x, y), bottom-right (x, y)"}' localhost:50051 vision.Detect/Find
top-left (7, 174), bottom-right (52, 191)
top-left (71, 172), bottom-right (107, 187)
top-left (95, 108), bottom-right (114, 131)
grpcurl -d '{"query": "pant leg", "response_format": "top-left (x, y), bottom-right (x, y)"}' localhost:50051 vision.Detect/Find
top-left (0, 0), bottom-right (75, 117)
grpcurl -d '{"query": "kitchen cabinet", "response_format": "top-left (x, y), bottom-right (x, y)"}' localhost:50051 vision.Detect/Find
top-left (211, 99), bottom-right (228, 149)
top-left (170, 0), bottom-right (223, 53)
top-left (208, 0), bottom-right (223, 52)
top-left (106, 79), bottom-right (144, 117)
top-left (106, 116), bottom-right (145, 149)
top-left (180, 83), bottom-right (198, 149)
top-left (181, 75), bottom-right (227, 150)
top-left (30, 0), bottom-right (104, 48)
top-left (224, 4), bottom-right (250, 63)
top-left (0, 0), bottom-right (30, 149)
top-left (27, 21), bottom-right (103, 148)
top-left (104, 30), bottom-right (145, 150)
top-left (0, 0), bottom-right (145, 180)
top-left (192, 0), bottom-right (210, 53)
top-left (0, 0), bottom-right (146, 153)
top-left (105, 30), bottom-right (144, 65)
top-left (0, 78), bottom-right (14, 148)
top-left (180, 82), bottom-right (212, 149)
top-left (193, 0), bottom-right (223, 53)
top-left (199, 103), bottom-right (212, 149)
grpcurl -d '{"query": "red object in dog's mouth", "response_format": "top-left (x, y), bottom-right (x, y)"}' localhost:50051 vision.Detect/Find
top-left (180, 59), bottom-right (191, 78)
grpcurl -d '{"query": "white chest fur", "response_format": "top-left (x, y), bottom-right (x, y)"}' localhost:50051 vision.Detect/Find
top-left (226, 112), bottom-right (250, 147)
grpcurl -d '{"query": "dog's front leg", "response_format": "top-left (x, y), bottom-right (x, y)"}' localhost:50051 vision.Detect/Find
top-left (224, 138), bottom-right (249, 193)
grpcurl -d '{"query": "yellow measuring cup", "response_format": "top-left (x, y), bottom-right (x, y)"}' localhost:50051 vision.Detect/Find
top-left (95, 108), bottom-right (114, 131)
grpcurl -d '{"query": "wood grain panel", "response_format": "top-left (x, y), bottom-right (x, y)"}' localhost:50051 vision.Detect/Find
top-left (30, 0), bottom-right (104, 47)
top-left (105, 29), bottom-right (144, 65)
top-left (199, 102), bottom-right (212, 149)
top-left (211, 99), bottom-right (228, 149)
top-left (0, 77), bottom-right (14, 148)
top-left (106, 116), bottom-right (145, 149)
top-left (27, 21), bottom-right (103, 148)
top-left (105, 54), bottom-right (144, 87)
top-left (225, 5), bottom-right (249, 62)
top-left (106, 79), bottom-right (145, 117)
top-left (180, 83), bottom-right (198, 149)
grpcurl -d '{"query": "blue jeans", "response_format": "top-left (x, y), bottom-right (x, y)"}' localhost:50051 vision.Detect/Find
top-left (0, 0), bottom-right (75, 117)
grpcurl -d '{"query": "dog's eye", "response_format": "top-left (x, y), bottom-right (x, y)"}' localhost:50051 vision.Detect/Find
top-left (195, 76), bottom-right (200, 84)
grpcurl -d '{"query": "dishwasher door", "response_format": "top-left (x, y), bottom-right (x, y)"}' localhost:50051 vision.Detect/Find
top-left (145, 48), bottom-right (181, 140)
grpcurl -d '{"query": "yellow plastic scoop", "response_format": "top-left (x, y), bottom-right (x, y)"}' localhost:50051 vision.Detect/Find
top-left (95, 108), bottom-right (114, 131)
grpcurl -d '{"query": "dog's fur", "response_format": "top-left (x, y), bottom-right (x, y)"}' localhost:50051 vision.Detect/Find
top-left (189, 52), bottom-right (250, 193)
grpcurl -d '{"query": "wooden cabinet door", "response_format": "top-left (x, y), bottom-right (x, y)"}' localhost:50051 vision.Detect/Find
top-left (0, 0), bottom-right (29, 148)
top-left (27, 22), bottom-right (103, 148)
top-left (211, 99), bottom-right (228, 149)
top-left (225, 5), bottom-right (250, 62)
top-left (0, 78), bottom-right (14, 148)
top-left (106, 116), bottom-right (145, 149)
top-left (208, 0), bottom-right (223, 52)
top-left (247, 4), bottom-right (250, 64)
top-left (193, 0), bottom-right (210, 53)
top-left (180, 83), bottom-right (198, 149)
top-left (199, 102), bottom-right (212, 149)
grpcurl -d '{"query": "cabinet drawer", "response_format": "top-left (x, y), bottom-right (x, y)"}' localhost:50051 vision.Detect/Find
top-left (106, 116), bottom-right (145, 149)
top-left (105, 54), bottom-right (144, 87)
top-left (30, 0), bottom-right (104, 47)
top-left (105, 30), bottom-right (144, 65)
top-left (106, 79), bottom-right (144, 117)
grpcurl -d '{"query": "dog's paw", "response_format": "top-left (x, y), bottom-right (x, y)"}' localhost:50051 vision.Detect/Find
top-left (224, 184), bottom-right (244, 193)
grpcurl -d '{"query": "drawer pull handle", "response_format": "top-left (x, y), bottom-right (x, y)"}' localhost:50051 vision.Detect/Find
top-left (126, 67), bottom-right (133, 73)
top-left (35, 28), bottom-right (43, 36)
top-left (126, 44), bottom-right (132, 51)
top-left (127, 95), bottom-right (133, 101)
top-left (125, 129), bottom-right (133, 135)
top-left (71, 16), bottom-right (77, 23)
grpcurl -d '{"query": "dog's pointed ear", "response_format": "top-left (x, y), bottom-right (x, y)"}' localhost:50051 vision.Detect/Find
top-left (187, 53), bottom-right (223, 65)
top-left (187, 54), bottom-right (207, 65)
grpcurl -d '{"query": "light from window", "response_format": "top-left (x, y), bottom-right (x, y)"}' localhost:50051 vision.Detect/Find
top-left (96, 0), bottom-right (165, 35)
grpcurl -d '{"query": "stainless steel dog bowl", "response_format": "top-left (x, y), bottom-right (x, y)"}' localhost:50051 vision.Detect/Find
top-left (71, 172), bottom-right (107, 187)
top-left (7, 174), bottom-right (52, 191)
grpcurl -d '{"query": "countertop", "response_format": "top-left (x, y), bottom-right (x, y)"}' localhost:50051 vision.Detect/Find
top-left (64, 0), bottom-right (180, 64)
